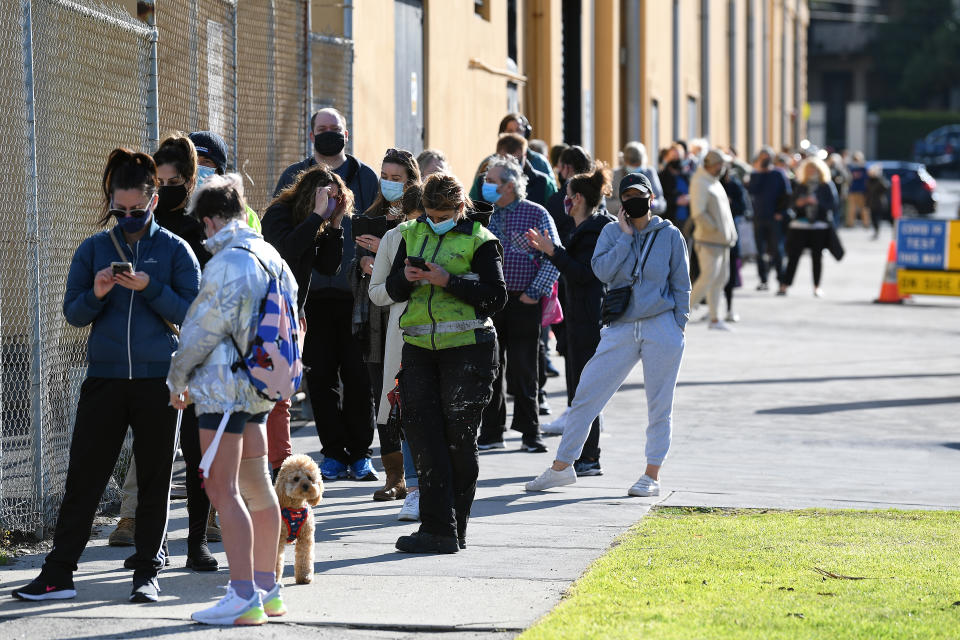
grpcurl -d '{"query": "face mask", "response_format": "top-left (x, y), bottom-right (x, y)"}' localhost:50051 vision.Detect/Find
top-left (116, 207), bottom-right (153, 234)
top-left (196, 165), bottom-right (216, 185)
top-left (155, 184), bottom-right (188, 215)
top-left (563, 196), bottom-right (574, 215)
top-left (760, 158), bottom-right (773, 169)
top-left (622, 197), bottom-right (651, 219)
top-left (427, 217), bottom-right (457, 235)
top-left (667, 160), bottom-right (682, 172)
top-left (314, 130), bottom-right (345, 156)
top-left (380, 178), bottom-right (404, 203)
top-left (481, 182), bottom-right (501, 204)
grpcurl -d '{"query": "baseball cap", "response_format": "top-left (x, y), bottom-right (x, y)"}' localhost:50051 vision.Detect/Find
top-left (188, 131), bottom-right (229, 173)
top-left (619, 171), bottom-right (653, 198)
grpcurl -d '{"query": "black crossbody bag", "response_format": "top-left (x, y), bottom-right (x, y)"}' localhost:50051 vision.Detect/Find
top-left (601, 229), bottom-right (661, 325)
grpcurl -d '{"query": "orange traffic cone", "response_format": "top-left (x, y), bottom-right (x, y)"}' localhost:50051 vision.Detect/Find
top-left (874, 240), bottom-right (905, 304)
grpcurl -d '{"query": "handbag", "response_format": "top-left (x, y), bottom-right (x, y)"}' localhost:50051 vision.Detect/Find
top-left (826, 224), bottom-right (845, 261)
top-left (601, 229), bottom-right (660, 325)
top-left (540, 280), bottom-right (564, 327)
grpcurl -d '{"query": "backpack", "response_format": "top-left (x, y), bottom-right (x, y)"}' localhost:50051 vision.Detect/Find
top-left (229, 247), bottom-right (303, 401)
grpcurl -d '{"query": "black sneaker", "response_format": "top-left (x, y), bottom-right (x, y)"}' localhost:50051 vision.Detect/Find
top-left (395, 531), bottom-right (459, 554)
top-left (458, 537), bottom-right (467, 550)
top-left (130, 575), bottom-right (160, 603)
top-left (477, 437), bottom-right (505, 450)
top-left (185, 543), bottom-right (219, 572)
top-left (574, 459), bottom-right (604, 477)
top-left (520, 438), bottom-right (548, 453)
top-left (11, 576), bottom-right (76, 601)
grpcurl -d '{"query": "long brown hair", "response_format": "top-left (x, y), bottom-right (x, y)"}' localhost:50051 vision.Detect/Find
top-left (422, 172), bottom-right (471, 221)
top-left (364, 148), bottom-right (421, 218)
top-left (99, 148), bottom-right (159, 226)
top-left (153, 133), bottom-right (198, 191)
top-left (270, 164), bottom-right (354, 234)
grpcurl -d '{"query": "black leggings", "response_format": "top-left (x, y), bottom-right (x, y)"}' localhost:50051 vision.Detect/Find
top-left (784, 228), bottom-right (828, 287)
top-left (399, 341), bottom-right (497, 540)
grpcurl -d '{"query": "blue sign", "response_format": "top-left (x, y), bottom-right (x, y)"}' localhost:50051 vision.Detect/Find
top-left (897, 220), bottom-right (948, 270)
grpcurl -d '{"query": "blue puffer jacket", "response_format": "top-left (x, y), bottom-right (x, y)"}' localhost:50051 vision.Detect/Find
top-left (63, 219), bottom-right (201, 379)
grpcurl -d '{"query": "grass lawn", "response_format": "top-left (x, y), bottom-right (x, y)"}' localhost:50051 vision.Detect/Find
top-left (520, 508), bottom-right (960, 640)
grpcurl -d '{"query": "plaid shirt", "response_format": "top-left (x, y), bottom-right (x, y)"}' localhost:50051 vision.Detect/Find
top-left (488, 198), bottom-right (562, 300)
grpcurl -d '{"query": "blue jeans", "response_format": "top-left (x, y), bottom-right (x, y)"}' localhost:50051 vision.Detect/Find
top-left (402, 439), bottom-right (417, 487)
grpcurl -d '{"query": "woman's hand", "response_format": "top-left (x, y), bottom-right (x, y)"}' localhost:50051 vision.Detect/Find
top-left (170, 390), bottom-right (190, 410)
top-left (94, 267), bottom-right (116, 299)
top-left (418, 262), bottom-right (450, 287)
top-left (356, 234), bottom-right (380, 253)
top-left (360, 255), bottom-right (375, 275)
top-left (115, 271), bottom-right (151, 292)
top-left (524, 228), bottom-right (555, 256)
top-left (518, 293), bottom-right (539, 305)
top-left (313, 186), bottom-right (330, 217)
top-left (618, 210), bottom-right (634, 235)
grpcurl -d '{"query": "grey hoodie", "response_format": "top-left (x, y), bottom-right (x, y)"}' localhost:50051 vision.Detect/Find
top-left (591, 216), bottom-right (691, 329)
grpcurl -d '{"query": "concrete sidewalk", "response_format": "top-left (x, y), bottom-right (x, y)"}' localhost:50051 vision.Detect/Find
top-left (0, 224), bottom-right (957, 638)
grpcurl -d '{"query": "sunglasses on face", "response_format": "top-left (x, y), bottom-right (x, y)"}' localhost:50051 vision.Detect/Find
top-left (109, 203), bottom-right (152, 220)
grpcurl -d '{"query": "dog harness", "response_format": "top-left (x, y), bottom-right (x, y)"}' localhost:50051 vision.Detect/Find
top-left (281, 507), bottom-right (309, 543)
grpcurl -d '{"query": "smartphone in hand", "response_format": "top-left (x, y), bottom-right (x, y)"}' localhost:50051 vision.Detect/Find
top-left (407, 256), bottom-right (429, 271)
top-left (111, 262), bottom-right (134, 276)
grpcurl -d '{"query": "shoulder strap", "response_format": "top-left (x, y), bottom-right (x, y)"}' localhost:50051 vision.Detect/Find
top-left (230, 245), bottom-right (279, 280)
top-left (631, 228), bottom-right (662, 283)
top-left (109, 226), bottom-right (180, 336)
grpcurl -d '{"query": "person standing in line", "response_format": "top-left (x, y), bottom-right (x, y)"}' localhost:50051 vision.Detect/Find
top-left (689, 150), bottom-right (738, 331)
top-left (748, 147), bottom-right (792, 293)
top-left (845, 151), bottom-right (869, 228)
top-left (525, 165), bottom-right (616, 476)
top-left (496, 112), bottom-right (558, 191)
top-left (607, 141), bottom-right (666, 218)
top-left (262, 167), bottom-right (377, 485)
top-left (384, 173), bottom-right (507, 553)
top-left (658, 144), bottom-right (691, 227)
top-left (189, 130), bottom-right (261, 233)
top-left (864, 164), bottom-right (890, 240)
top-left (472, 134), bottom-right (556, 209)
top-left (720, 163), bottom-right (753, 323)
top-left (351, 148), bottom-right (422, 489)
top-left (271, 108), bottom-right (378, 481)
top-left (416, 149), bottom-right (450, 177)
top-left (368, 184), bottom-right (426, 516)
top-left (168, 175), bottom-right (290, 625)
top-left (477, 156), bottom-right (560, 454)
top-left (12, 149), bottom-right (200, 603)
top-left (782, 158), bottom-right (840, 298)
top-left (524, 172), bottom-right (689, 496)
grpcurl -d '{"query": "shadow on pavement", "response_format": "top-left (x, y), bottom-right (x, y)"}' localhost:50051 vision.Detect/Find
top-left (756, 396), bottom-right (960, 415)
top-left (614, 371), bottom-right (960, 393)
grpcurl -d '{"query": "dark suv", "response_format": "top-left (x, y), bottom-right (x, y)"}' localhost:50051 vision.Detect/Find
top-left (913, 125), bottom-right (960, 172)
top-left (873, 161), bottom-right (937, 217)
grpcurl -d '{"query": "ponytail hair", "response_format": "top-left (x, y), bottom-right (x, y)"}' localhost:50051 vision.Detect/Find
top-left (153, 133), bottom-right (199, 193)
top-left (397, 182), bottom-right (424, 219)
top-left (100, 148), bottom-right (159, 226)
top-left (568, 162), bottom-right (612, 210)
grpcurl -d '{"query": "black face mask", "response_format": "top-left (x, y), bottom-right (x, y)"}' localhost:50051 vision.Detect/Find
top-left (667, 159), bottom-right (683, 172)
top-left (156, 184), bottom-right (188, 215)
top-left (759, 157), bottom-right (773, 169)
top-left (314, 131), bottom-right (346, 157)
top-left (622, 197), bottom-right (651, 219)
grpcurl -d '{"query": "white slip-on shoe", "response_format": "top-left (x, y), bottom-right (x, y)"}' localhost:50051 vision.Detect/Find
top-left (708, 320), bottom-right (733, 331)
top-left (397, 489), bottom-right (420, 521)
top-left (627, 474), bottom-right (660, 497)
top-left (524, 466), bottom-right (577, 492)
top-left (191, 586), bottom-right (266, 626)
top-left (540, 419), bottom-right (565, 436)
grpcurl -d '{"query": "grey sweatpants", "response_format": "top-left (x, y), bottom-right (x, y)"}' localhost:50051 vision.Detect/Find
top-left (555, 311), bottom-right (684, 466)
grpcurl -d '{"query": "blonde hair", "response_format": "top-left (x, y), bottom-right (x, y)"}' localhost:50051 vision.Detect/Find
top-left (799, 157), bottom-right (831, 184)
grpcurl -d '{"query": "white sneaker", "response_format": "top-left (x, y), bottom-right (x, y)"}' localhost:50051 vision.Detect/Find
top-left (192, 586), bottom-right (266, 626)
top-left (524, 466), bottom-right (577, 492)
top-left (724, 311), bottom-right (740, 323)
top-left (627, 474), bottom-right (660, 497)
top-left (708, 320), bottom-right (733, 331)
top-left (814, 287), bottom-right (825, 298)
top-left (540, 419), bottom-right (565, 436)
top-left (397, 489), bottom-right (420, 521)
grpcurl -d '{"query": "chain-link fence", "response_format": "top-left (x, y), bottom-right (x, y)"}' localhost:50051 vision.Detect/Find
top-left (0, 0), bottom-right (352, 536)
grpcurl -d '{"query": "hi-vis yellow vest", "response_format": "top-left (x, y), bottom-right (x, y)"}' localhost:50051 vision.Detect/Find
top-left (399, 219), bottom-right (497, 350)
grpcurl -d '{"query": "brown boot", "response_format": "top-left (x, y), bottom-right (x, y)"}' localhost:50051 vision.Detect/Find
top-left (206, 509), bottom-right (222, 542)
top-left (372, 451), bottom-right (407, 501)
top-left (108, 517), bottom-right (135, 547)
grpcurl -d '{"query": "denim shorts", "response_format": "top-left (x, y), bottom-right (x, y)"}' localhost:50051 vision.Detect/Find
top-left (198, 411), bottom-right (269, 435)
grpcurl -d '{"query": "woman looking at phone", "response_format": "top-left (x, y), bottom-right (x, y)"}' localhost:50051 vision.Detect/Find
top-left (384, 173), bottom-right (507, 553)
top-left (351, 148), bottom-right (421, 487)
top-left (12, 149), bottom-right (201, 603)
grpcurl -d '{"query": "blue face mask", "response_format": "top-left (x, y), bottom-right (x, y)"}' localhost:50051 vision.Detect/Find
top-left (380, 178), bottom-right (404, 202)
top-left (481, 182), bottom-right (501, 204)
top-left (196, 165), bottom-right (217, 185)
top-left (427, 217), bottom-right (457, 235)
